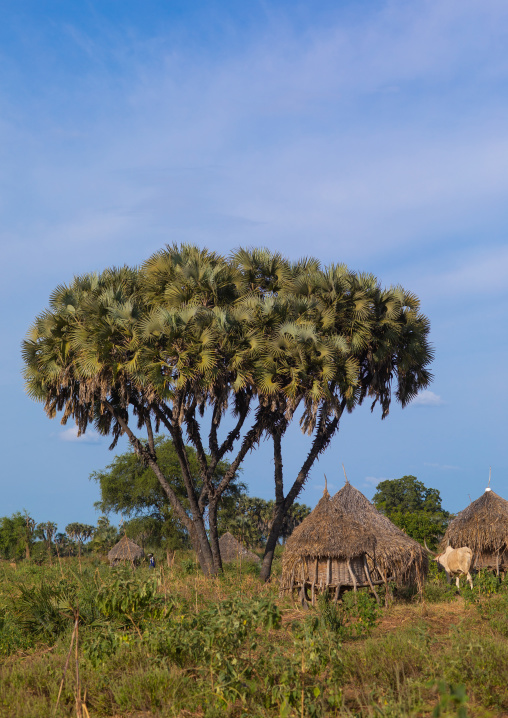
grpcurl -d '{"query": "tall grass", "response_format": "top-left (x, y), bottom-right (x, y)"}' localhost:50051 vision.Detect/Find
top-left (0, 555), bottom-right (507, 716)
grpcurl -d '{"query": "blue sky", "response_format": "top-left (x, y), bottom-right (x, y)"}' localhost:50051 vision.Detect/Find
top-left (2, 0), bottom-right (508, 531)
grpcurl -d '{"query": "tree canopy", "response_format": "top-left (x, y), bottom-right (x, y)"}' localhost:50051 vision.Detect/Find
top-left (373, 476), bottom-right (445, 514)
top-left (373, 475), bottom-right (450, 547)
top-left (23, 244), bottom-right (433, 576)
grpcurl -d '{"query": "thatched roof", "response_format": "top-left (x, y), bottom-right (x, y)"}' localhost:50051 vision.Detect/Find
top-left (219, 532), bottom-right (260, 563)
top-left (442, 489), bottom-right (508, 555)
top-left (283, 489), bottom-right (376, 560)
top-left (108, 536), bottom-right (144, 563)
top-left (332, 482), bottom-right (428, 588)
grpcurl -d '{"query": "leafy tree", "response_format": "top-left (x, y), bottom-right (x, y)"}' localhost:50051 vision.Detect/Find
top-left (65, 522), bottom-right (95, 565)
top-left (35, 521), bottom-right (58, 564)
top-left (0, 513), bottom-right (28, 560)
top-left (91, 436), bottom-right (244, 550)
top-left (373, 475), bottom-right (444, 514)
top-left (23, 245), bottom-right (432, 577)
top-left (373, 476), bottom-right (450, 547)
top-left (218, 496), bottom-right (310, 548)
top-left (89, 516), bottom-right (118, 554)
top-left (54, 532), bottom-right (72, 557)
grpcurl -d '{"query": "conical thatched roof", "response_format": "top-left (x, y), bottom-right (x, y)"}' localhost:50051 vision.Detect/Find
top-left (108, 536), bottom-right (144, 564)
top-left (332, 482), bottom-right (428, 588)
top-left (442, 489), bottom-right (508, 555)
top-left (283, 489), bottom-right (376, 560)
top-left (219, 532), bottom-right (260, 563)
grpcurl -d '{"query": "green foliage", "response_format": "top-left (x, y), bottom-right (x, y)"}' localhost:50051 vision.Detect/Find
top-left (3, 557), bottom-right (508, 716)
top-left (317, 588), bottom-right (380, 638)
top-left (0, 512), bottom-right (37, 560)
top-left (92, 436), bottom-right (243, 550)
top-left (374, 475), bottom-right (446, 513)
top-left (431, 681), bottom-right (468, 717)
top-left (23, 246), bottom-right (433, 576)
top-left (373, 476), bottom-right (450, 547)
top-left (218, 494), bottom-right (311, 547)
top-left (423, 562), bottom-right (460, 603)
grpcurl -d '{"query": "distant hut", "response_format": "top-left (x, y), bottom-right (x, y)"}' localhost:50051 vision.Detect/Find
top-left (280, 489), bottom-right (380, 605)
top-left (442, 488), bottom-right (508, 575)
top-left (219, 532), bottom-right (260, 563)
top-left (108, 536), bottom-right (144, 567)
top-left (332, 482), bottom-right (428, 591)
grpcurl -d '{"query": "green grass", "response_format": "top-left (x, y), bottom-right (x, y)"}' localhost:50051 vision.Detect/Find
top-left (1, 556), bottom-right (508, 717)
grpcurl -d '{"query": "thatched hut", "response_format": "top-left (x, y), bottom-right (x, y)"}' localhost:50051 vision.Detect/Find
top-left (219, 532), bottom-right (260, 563)
top-left (442, 488), bottom-right (508, 574)
top-left (108, 536), bottom-right (144, 567)
top-left (280, 489), bottom-right (380, 605)
top-left (332, 482), bottom-right (428, 590)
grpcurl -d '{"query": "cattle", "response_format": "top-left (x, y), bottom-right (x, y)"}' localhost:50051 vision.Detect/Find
top-left (425, 541), bottom-right (473, 590)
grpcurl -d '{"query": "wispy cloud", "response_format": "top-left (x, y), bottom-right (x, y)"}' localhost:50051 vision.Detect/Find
top-left (411, 391), bottom-right (445, 407)
top-left (59, 426), bottom-right (103, 444)
top-left (424, 462), bottom-right (460, 471)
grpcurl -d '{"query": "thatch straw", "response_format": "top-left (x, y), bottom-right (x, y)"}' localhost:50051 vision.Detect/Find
top-left (332, 482), bottom-right (428, 588)
top-left (108, 536), bottom-right (144, 565)
top-left (442, 489), bottom-right (508, 559)
top-left (280, 489), bottom-right (377, 592)
top-left (283, 489), bottom-right (376, 560)
top-left (219, 532), bottom-right (260, 563)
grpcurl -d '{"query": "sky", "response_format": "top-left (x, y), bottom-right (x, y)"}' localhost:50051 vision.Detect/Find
top-left (2, 0), bottom-right (508, 531)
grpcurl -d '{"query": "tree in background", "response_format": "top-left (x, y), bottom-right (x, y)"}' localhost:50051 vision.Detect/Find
top-left (20, 511), bottom-right (37, 560)
top-left (91, 437), bottom-right (244, 551)
top-left (23, 245), bottom-right (432, 577)
top-left (35, 521), bottom-right (58, 564)
top-left (65, 523), bottom-right (95, 568)
top-left (0, 513), bottom-right (31, 560)
top-left (373, 475), bottom-right (451, 548)
top-left (218, 496), bottom-right (310, 549)
top-left (89, 516), bottom-right (118, 554)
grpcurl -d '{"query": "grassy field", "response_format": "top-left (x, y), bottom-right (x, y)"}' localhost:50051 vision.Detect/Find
top-left (1, 554), bottom-right (508, 718)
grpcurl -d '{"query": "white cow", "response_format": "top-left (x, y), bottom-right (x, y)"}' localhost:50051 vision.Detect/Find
top-left (430, 545), bottom-right (474, 590)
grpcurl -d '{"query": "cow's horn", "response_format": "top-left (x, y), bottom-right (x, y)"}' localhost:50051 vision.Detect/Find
top-left (423, 538), bottom-right (437, 557)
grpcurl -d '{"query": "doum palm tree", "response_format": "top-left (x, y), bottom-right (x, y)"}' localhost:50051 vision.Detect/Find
top-left (23, 245), bottom-right (432, 578)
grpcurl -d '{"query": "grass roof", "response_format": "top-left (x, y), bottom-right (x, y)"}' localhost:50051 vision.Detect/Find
top-left (219, 532), bottom-right (260, 563)
top-left (332, 482), bottom-right (428, 588)
top-left (442, 489), bottom-right (508, 555)
top-left (283, 489), bottom-right (376, 561)
top-left (107, 535), bottom-right (144, 562)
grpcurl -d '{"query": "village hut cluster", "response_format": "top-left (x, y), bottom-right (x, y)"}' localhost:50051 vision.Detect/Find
top-left (281, 481), bottom-right (428, 606)
top-left (106, 476), bottom-right (508, 598)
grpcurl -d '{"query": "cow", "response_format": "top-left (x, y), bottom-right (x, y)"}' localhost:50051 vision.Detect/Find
top-left (425, 541), bottom-right (473, 590)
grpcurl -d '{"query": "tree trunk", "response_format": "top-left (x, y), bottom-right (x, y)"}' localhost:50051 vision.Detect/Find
top-left (260, 410), bottom-right (343, 582)
top-left (208, 500), bottom-right (223, 574)
top-left (188, 515), bottom-right (216, 577)
top-left (259, 508), bottom-right (285, 582)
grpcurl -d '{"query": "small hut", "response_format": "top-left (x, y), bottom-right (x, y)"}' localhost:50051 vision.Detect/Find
top-left (442, 488), bottom-right (508, 574)
top-left (280, 489), bottom-right (380, 605)
top-left (332, 482), bottom-right (428, 591)
top-left (108, 536), bottom-right (144, 567)
top-left (219, 532), bottom-right (260, 563)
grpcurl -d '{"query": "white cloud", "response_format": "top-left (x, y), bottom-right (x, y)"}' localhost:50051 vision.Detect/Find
top-left (411, 391), bottom-right (445, 407)
top-left (424, 462), bottom-right (460, 471)
top-left (59, 426), bottom-right (103, 444)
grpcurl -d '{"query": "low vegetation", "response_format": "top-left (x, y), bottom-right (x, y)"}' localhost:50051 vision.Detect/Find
top-left (1, 553), bottom-right (508, 717)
